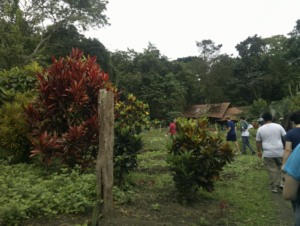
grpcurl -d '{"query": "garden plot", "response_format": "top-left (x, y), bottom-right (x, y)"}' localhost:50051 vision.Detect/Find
top-left (1, 129), bottom-right (294, 226)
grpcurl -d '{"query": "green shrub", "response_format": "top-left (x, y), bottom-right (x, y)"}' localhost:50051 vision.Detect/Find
top-left (0, 92), bottom-right (34, 162)
top-left (0, 62), bottom-right (42, 105)
top-left (166, 117), bottom-right (234, 200)
top-left (0, 160), bottom-right (97, 225)
top-left (0, 158), bottom-right (137, 225)
top-left (151, 119), bottom-right (161, 128)
top-left (114, 94), bottom-right (150, 187)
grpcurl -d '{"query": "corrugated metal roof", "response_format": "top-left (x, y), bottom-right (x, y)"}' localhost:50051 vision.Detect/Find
top-left (218, 107), bottom-right (243, 121)
top-left (183, 103), bottom-right (231, 119)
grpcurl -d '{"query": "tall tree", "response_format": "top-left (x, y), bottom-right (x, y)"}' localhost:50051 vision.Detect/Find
top-left (42, 24), bottom-right (114, 78)
top-left (0, 0), bottom-right (110, 67)
top-left (235, 35), bottom-right (269, 100)
top-left (115, 43), bottom-right (188, 119)
top-left (195, 39), bottom-right (232, 105)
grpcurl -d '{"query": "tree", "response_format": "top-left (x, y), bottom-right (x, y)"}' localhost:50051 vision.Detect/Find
top-left (0, 0), bottom-right (110, 65)
top-left (196, 40), bottom-right (222, 62)
top-left (286, 20), bottom-right (300, 85)
top-left (42, 24), bottom-right (114, 79)
top-left (195, 39), bottom-right (232, 105)
top-left (0, 2), bottom-right (39, 70)
top-left (115, 43), bottom-right (188, 119)
top-left (235, 35), bottom-right (269, 100)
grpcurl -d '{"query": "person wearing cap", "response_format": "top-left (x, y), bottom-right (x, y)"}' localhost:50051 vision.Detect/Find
top-left (240, 116), bottom-right (255, 155)
top-left (258, 118), bottom-right (264, 128)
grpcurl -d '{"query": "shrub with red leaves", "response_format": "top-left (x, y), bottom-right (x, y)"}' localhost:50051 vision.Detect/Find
top-left (23, 48), bottom-right (121, 170)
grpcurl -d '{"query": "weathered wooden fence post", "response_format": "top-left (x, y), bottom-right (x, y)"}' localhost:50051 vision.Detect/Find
top-left (96, 89), bottom-right (114, 218)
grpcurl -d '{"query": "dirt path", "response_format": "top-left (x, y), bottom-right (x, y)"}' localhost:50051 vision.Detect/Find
top-left (272, 188), bottom-right (294, 226)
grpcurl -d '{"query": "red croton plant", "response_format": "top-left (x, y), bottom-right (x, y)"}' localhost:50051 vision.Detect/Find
top-left (23, 48), bottom-right (121, 170)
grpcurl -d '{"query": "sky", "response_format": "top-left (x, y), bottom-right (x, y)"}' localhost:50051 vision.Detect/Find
top-left (84, 0), bottom-right (300, 60)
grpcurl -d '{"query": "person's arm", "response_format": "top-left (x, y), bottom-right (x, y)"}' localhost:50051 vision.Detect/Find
top-left (226, 126), bottom-right (231, 136)
top-left (256, 141), bottom-right (262, 158)
top-left (283, 174), bottom-right (300, 201)
top-left (166, 128), bottom-right (170, 135)
top-left (282, 141), bottom-right (292, 172)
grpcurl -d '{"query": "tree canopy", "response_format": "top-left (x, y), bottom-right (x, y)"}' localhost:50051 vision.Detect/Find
top-left (1, 6), bottom-right (300, 119)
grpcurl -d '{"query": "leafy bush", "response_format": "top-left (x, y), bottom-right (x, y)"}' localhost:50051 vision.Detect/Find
top-left (0, 62), bottom-right (42, 105)
top-left (151, 119), bottom-right (161, 128)
top-left (23, 48), bottom-right (121, 170)
top-left (160, 120), bottom-right (167, 128)
top-left (166, 117), bottom-right (234, 200)
top-left (247, 99), bottom-right (269, 119)
top-left (0, 160), bottom-right (97, 225)
top-left (0, 92), bottom-right (34, 162)
top-left (114, 94), bottom-right (150, 187)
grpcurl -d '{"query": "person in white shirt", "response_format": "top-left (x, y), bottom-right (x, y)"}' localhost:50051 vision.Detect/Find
top-left (240, 116), bottom-right (255, 155)
top-left (256, 112), bottom-right (286, 193)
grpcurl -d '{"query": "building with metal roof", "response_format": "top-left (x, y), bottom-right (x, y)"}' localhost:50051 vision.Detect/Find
top-left (183, 103), bottom-right (243, 122)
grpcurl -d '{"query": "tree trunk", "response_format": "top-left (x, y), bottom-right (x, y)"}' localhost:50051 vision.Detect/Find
top-left (96, 89), bottom-right (114, 218)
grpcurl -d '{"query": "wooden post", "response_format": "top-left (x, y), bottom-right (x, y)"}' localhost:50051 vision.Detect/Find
top-left (96, 89), bottom-right (114, 218)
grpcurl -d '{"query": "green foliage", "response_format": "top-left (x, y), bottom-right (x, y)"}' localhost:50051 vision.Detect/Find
top-left (0, 162), bottom-right (97, 225)
top-left (115, 43), bottom-right (187, 119)
top-left (0, 0), bottom-right (110, 65)
top-left (0, 62), bottom-right (42, 105)
top-left (247, 99), bottom-right (269, 119)
top-left (152, 203), bottom-right (160, 211)
top-left (0, 92), bottom-right (34, 162)
top-left (114, 94), bottom-right (150, 187)
top-left (0, 3), bottom-right (40, 70)
top-left (152, 119), bottom-right (161, 128)
top-left (42, 24), bottom-right (115, 79)
top-left (166, 117), bottom-right (234, 200)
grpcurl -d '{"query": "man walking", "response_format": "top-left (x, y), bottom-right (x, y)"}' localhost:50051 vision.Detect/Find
top-left (256, 112), bottom-right (286, 193)
top-left (225, 117), bottom-right (240, 153)
top-left (166, 119), bottom-right (176, 138)
top-left (240, 116), bottom-right (256, 155)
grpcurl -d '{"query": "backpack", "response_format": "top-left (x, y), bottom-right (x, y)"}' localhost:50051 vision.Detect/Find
top-left (242, 121), bottom-right (248, 130)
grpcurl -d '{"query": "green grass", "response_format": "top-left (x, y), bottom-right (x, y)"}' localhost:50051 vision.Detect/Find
top-left (1, 127), bottom-right (293, 225)
top-left (199, 155), bottom-right (278, 225)
top-left (134, 128), bottom-right (292, 225)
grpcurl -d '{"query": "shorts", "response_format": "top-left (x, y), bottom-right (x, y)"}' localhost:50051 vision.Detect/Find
top-left (226, 135), bottom-right (237, 142)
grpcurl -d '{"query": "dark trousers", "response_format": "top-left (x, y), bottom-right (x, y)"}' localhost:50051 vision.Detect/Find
top-left (242, 136), bottom-right (254, 154)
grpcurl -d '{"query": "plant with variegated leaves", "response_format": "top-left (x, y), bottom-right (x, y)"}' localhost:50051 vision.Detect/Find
top-left (166, 117), bottom-right (234, 200)
top-left (114, 94), bottom-right (150, 187)
top-left (23, 48), bottom-right (121, 170)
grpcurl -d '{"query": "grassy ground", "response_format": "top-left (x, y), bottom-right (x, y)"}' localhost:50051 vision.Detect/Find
top-left (17, 128), bottom-right (294, 225)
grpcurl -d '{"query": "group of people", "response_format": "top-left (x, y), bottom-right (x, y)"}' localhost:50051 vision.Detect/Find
top-left (166, 113), bottom-right (300, 225)
top-left (226, 112), bottom-right (300, 225)
top-left (225, 116), bottom-right (256, 155)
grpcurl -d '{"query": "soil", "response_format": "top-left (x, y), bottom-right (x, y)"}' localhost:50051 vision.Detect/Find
top-left (20, 155), bottom-right (295, 226)
top-left (271, 188), bottom-right (294, 226)
top-left (21, 182), bottom-right (295, 226)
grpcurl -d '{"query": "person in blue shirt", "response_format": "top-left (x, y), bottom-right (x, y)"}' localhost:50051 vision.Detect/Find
top-left (283, 144), bottom-right (300, 225)
top-left (282, 111), bottom-right (300, 171)
top-left (282, 111), bottom-right (300, 226)
top-left (225, 117), bottom-right (240, 153)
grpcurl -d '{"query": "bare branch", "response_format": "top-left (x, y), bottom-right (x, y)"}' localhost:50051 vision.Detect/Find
top-left (28, 19), bottom-right (66, 58)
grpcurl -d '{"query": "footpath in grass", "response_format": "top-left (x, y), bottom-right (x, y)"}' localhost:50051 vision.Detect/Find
top-left (1, 128), bottom-right (295, 226)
